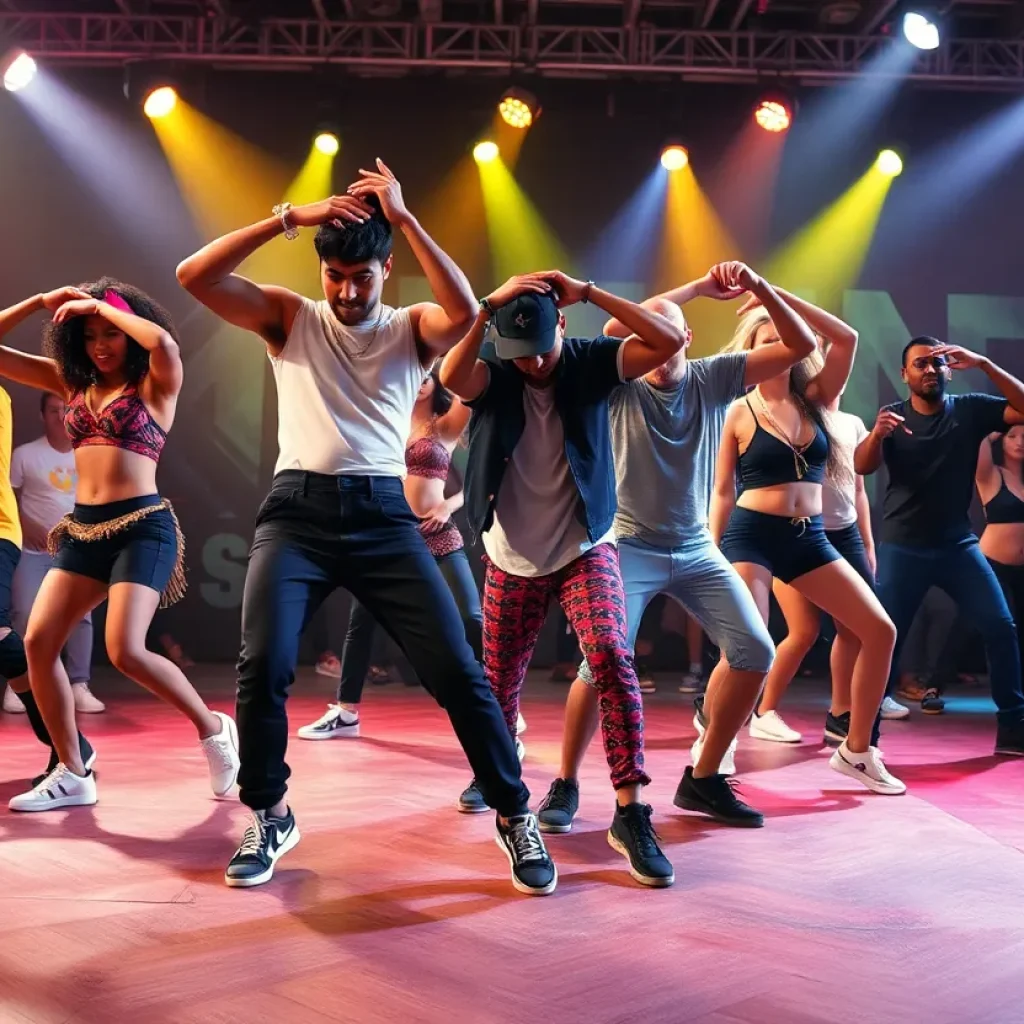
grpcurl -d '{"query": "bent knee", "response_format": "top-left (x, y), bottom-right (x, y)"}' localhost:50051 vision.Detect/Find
top-left (108, 642), bottom-right (149, 678)
top-left (25, 626), bottom-right (62, 663)
top-left (724, 631), bottom-right (775, 675)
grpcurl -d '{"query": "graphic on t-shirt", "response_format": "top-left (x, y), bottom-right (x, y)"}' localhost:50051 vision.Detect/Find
top-left (49, 466), bottom-right (76, 492)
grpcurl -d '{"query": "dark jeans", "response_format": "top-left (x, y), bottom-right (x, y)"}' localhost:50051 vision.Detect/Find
top-left (236, 471), bottom-right (529, 817)
top-left (875, 538), bottom-right (1024, 741)
top-left (989, 559), bottom-right (1024, 691)
top-left (338, 547), bottom-right (483, 703)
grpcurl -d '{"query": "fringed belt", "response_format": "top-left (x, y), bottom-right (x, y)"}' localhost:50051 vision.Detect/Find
top-left (46, 499), bottom-right (187, 608)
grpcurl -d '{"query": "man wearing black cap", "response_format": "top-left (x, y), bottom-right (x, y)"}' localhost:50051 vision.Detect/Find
top-left (441, 270), bottom-right (688, 888)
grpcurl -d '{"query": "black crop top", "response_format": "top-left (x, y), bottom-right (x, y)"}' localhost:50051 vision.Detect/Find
top-left (984, 475), bottom-right (1024, 525)
top-left (737, 396), bottom-right (828, 490)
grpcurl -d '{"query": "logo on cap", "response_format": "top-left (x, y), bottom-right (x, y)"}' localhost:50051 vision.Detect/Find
top-left (514, 313), bottom-right (530, 328)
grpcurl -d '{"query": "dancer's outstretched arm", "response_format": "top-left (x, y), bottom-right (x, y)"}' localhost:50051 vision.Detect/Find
top-left (0, 288), bottom-right (88, 394)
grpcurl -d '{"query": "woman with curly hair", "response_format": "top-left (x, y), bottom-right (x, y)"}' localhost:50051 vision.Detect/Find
top-left (0, 279), bottom-right (239, 811)
top-left (707, 281), bottom-right (904, 795)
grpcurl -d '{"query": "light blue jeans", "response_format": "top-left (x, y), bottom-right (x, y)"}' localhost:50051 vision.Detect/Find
top-left (580, 532), bottom-right (774, 684)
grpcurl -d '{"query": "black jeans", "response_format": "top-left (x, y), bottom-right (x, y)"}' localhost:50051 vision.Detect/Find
top-left (338, 547), bottom-right (482, 703)
top-left (236, 472), bottom-right (529, 817)
top-left (989, 559), bottom-right (1024, 691)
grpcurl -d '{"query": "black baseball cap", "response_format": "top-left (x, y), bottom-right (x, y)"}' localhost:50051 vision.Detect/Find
top-left (492, 293), bottom-right (560, 361)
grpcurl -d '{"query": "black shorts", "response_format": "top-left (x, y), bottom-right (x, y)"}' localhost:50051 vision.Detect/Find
top-left (0, 539), bottom-right (19, 628)
top-left (720, 507), bottom-right (841, 584)
top-left (53, 495), bottom-right (178, 595)
top-left (825, 522), bottom-right (874, 588)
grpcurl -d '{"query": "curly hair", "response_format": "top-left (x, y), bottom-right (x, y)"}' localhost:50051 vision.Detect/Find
top-left (43, 277), bottom-right (178, 394)
top-left (723, 308), bottom-right (847, 487)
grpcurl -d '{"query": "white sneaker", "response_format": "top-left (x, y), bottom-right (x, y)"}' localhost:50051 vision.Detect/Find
top-left (3, 684), bottom-right (25, 714)
top-left (9, 763), bottom-right (98, 812)
top-left (749, 709), bottom-right (802, 743)
top-left (72, 683), bottom-right (105, 714)
top-left (638, 675), bottom-right (656, 694)
top-left (829, 741), bottom-right (907, 795)
top-left (516, 737), bottom-right (526, 762)
top-left (691, 732), bottom-right (737, 777)
top-left (880, 696), bottom-right (910, 720)
top-left (297, 703), bottom-right (360, 740)
top-left (516, 712), bottom-right (527, 735)
top-left (201, 711), bottom-right (240, 797)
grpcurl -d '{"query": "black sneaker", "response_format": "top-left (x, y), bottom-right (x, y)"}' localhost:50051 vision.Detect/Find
top-left (32, 734), bottom-right (96, 788)
top-left (494, 813), bottom-right (557, 896)
top-left (537, 777), bottom-right (580, 834)
top-left (673, 767), bottom-right (764, 828)
top-left (994, 720), bottom-right (1024, 756)
top-left (458, 778), bottom-right (489, 814)
top-left (607, 803), bottom-right (674, 887)
top-left (823, 710), bottom-right (850, 747)
top-left (921, 687), bottom-right (946, 714)
top-left (694, 694), bottom-right (707, 731)
top-left (224, 809), bottom-right (301, 888)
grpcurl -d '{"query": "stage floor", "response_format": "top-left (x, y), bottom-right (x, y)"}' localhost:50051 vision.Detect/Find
top-left (2, 668), bottom-right (1023, 1024)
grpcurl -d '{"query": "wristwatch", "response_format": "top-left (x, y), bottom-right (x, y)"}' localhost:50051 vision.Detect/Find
top-left (582, 280), bottom-right (595, 303)
top-left (479, 297), bottom-right (495, 317)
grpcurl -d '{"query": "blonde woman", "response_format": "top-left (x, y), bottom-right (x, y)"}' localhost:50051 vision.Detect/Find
top-left (709, 290), bottom-right (904, 794)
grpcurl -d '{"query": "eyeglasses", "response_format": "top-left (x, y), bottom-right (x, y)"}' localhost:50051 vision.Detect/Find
top-left (911, 356), bottom-right (948, 371)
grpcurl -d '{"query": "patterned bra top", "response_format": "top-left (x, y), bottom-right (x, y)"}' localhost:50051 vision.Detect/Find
top-left (405, 436), bottom-right (463, 558)
top-left (64, 383), bottom-right (167, 463)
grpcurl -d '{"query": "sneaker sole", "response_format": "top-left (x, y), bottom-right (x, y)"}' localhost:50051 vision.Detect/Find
top-left (210, 715), bottom-right (241, 798)
top-left (606, 830), bottom-right (674, 888)
top-left (880, 711), bottom-right (910, 720)
top-left (823, 728), bottom-right (847, 745)
top-left (537, 818), bottom-right (574, 834)
top-left (10, 790), bottom-right (98, 812)
top-left (921, 707), bottom-right (945, 716)
top-left (314, 666), bottom-right (342, 679)
top-left (828, 756), bottom-right (906, 795)
top-left (749, 727), bottom-right (802, 744)
top-left (993, 746), bottom-right (1024, 757)
top-left (493, 833), bottom-right (558, 896)
top-left (297, 724), bottom-right (361, 740)
top-left (672, 793), bottom-right (764, 828)
top-left (225, 825), bottom-right (301, 888)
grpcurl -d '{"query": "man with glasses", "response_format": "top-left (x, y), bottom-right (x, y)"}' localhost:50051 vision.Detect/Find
top-left (856, 336), bottom-right (1024, 754)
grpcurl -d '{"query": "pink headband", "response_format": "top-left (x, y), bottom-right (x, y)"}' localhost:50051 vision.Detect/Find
top-left (103, 289), bottom-right (133, 314)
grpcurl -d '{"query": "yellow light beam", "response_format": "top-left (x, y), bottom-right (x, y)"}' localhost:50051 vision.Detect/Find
top-left (284, 144), bottom-right (338, 207)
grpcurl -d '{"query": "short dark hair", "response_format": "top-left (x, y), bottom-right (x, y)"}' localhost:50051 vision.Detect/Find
top-left (43, 277), bottom-right (177, 394)
top-left (902, 335), bottom-right (942, 367)
top-left (313, 194), bottom-right (393, 266)
top-left (40, 391), bottom-right (63, 414)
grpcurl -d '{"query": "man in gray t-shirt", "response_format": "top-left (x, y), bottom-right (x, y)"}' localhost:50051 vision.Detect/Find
top-left (537, 262), bottom-right (819, 831)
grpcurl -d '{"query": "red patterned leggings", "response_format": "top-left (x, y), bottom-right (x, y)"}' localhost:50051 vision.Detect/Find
top-left (482, 543), bottom-right (649, 789)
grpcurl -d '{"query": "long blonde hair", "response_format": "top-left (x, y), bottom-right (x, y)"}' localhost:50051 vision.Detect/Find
top-left (724, 309), bottom-right (847, 485)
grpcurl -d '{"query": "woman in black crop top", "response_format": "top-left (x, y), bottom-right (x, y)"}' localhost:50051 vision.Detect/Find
top-left (709, 280), bottom-right (905, 796)
top-left (977, 427), bottom-right (1024, 682)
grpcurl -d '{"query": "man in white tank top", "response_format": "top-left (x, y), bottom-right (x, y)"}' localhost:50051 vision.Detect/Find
top-left (178, 161), bottom-right (556, 897)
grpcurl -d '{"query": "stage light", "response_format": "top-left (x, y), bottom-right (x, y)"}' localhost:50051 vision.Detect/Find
top-left (660, 145), bottom-right (689, 171)
top-left (903, 11), bottom-right (940, 50)
top-left (498, 87), bottom-right (540, 129)
top-left (754, 98), bottom-right (792, 134)
top-left (144, 86), bottom-right (178, 120)
top-left (876, 149), bottom-right (904, 177)
top-left (473, 140), bottom-right (499, 164)
top-left (2, 50), bottom-right (37, 93)
top-left (314, 131), bottom-right (340, 156)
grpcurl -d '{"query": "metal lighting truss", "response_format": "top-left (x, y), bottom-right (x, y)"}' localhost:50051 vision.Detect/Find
top-left (1, 11), bottom-right (1022, 89)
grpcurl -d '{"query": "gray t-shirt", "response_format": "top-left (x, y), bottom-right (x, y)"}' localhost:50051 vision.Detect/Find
top-left (611, 352), bottom-right (747, 547)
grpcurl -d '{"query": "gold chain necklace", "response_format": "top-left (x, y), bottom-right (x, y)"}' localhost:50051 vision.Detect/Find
top-left (754, 387), bottom-right (810, 481)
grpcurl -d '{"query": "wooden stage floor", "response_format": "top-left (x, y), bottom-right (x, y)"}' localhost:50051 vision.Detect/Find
top-left (2, 669), bottom-right (1023, 1024)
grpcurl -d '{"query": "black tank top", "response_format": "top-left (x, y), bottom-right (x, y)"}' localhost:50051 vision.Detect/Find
top-left (737, 395), bottom-right (828, 490)
top-left (984, 474), bottom-right (1024, 525)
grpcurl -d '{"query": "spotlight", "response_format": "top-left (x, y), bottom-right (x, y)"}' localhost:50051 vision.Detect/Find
top-left (498, 86), bottom-right (541, 129)
top-left (660, 144), bottom-right (689, 171)
top-left (2, 50), bottom-right (37, 93)
top-left (314, 131), bottom-right (340, 156)
top-left (143, 85), bottom-right (178, 120)
top-left (473, 140), bottom-right (499, 164)
top-left (875, 149), bottom-right (904, 177)
top-left (902, 10), bottom-right (940, 50)
top-left (754, 98), bottom-right (793, 134)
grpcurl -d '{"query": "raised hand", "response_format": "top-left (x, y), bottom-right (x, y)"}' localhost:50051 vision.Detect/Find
top-left (932, 344), bottom-right (986, 371)
top-left (701, 264), bottom-right (747, 302)
top-left (289, 195), bottom-right (375, 229)
top-left (52, 298), bottom-right (100, 324)
top-left (872, 408), bottom-right (911, 438)
top-left (536, 270), bottom-right (589, 307)
top-left (40, 287), bottom-right (92, 313)
top-left (484, 273), bottom-right (553, 309)
top-left (347, 159), bottom-right (410, 226)
top-left (709, 261), bottom-right (761, 298)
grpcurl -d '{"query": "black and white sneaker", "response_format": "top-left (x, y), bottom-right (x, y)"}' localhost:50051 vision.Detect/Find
top-left (537, 777), bottom-right (579, 834)
top-left (224, 809), bottom-right (301, 888)
top-left (607, 803), bottom-right (674, 887)
top-left (673, 766), bottom-right (764, 827)
top-left (995, 720), bottom-right (1024, 756)
top-left (495, 813), bottom-right (557, 896)
top-left (297, 704), bottom-right (360, 740)
top-left (458, 778), bottom-right (489, 814)
top-left (823, 710), bottom-right (850, 747)
top-left (10, 762), bottom-right (97, 812)
top-left (32, 735), bottom-right (96, 788)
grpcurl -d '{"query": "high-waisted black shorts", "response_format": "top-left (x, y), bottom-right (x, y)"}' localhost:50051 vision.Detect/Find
top-left (720, 506), bottom-right (841, 584)
top-left (52, 495), bottom-right (178, 595)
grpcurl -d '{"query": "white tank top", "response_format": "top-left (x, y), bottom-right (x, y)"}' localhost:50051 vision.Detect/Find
top-left (271, 298), bottom-right (423, 477)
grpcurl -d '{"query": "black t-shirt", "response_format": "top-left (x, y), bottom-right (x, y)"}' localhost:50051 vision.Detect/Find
top-left (880, 393), bottom-right (1008, 546)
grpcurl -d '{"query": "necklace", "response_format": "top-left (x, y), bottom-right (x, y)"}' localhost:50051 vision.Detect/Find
top-left (754, 387), bottom-right (811, 481)
top-left (342, 306), bottom-right (386, 358)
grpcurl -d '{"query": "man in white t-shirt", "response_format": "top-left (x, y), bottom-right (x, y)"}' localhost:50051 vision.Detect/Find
top-left (2, 393), bottom-right (99, 716)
